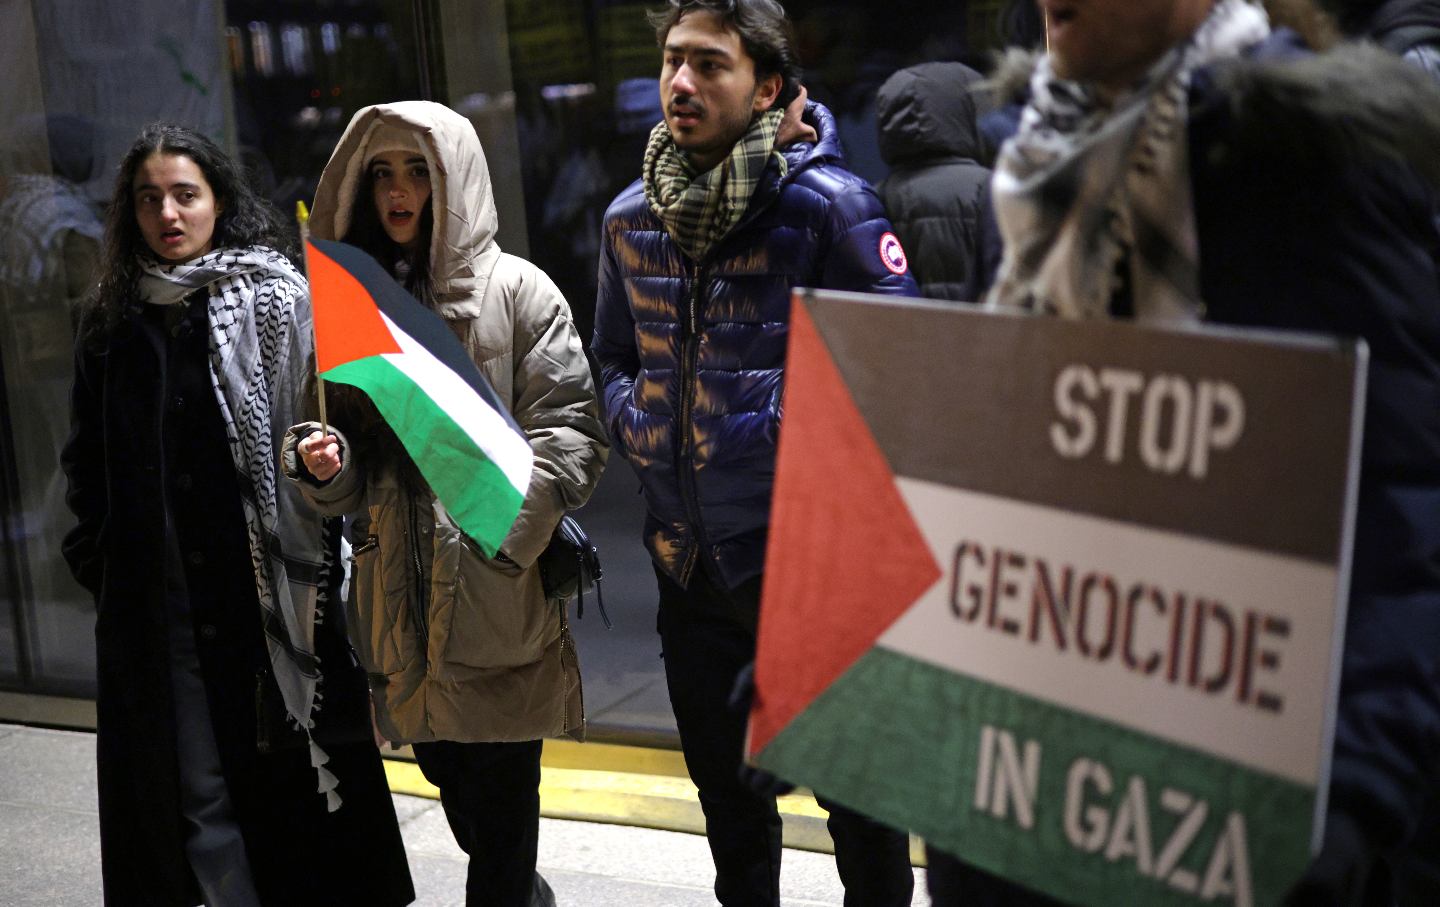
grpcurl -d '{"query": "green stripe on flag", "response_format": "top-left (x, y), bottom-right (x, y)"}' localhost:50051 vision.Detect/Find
top-left (325, 356), bottom-right (526, 554)
top-left (756, 648), bottom-right (1314, 907)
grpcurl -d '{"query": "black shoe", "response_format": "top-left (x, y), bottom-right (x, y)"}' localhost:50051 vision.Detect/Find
top-left (531, 873), bottom-right (556, 907)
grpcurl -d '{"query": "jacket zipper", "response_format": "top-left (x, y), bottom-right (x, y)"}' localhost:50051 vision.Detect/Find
top-left (677, 171), bottom-right (794, 584)
top-left (157, 319), bottom-right (175, 592)
top-left (676, 260), bottom-right (711, 586)
top-left (672, 163), bottom-right (787, 585)
top-left (351, 536), bottom-right (378, 557)
top-left (557, 602), bottom-right (579, 732)
top-left (408, 497), bottom-right (429, 653)
top-left (558, 606), bottom-right (568, 730)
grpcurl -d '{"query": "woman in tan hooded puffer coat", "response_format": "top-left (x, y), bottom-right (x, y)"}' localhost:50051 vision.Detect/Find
top-left (284, 100), bottom-right (607, 907)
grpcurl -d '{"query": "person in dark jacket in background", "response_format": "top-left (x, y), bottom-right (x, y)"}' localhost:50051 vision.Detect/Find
top-left (1330, 9), bottom-right (1440, 901)
top-left (923, 0), bottom-right (1440, 905)
top-left (591, 2), bottom-right (918, 904)
top-left (62, 123), bottom-right (413, 906)
top-left (876, 61), bottom-right (1001, 302)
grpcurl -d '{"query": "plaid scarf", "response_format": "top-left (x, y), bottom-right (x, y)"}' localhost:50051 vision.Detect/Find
top-left (987, 0), bottom-right (1270, 322)
top-left (642, 108), bottom-right (786, 261)
top-left (139, 247), bottom-right (344, 811)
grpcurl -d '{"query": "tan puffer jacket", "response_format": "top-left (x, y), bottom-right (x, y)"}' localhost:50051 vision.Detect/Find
top-left (284, 101), bottom-right (608, 744)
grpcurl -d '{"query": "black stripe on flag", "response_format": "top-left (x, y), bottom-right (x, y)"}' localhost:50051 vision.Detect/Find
top-left (310, 237), bottom-right (525, 440)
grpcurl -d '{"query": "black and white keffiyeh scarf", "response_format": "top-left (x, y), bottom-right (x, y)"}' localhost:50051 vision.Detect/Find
top-left (642, 108), bottom-right (786, 262)
top-left (987, 0), bottom-right (1270, 322)
top-left (140, 246), bottom-right (344, 810)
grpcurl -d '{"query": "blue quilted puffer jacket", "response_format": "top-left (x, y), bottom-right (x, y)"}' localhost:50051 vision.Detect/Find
top-left (593, 101), bottom-right (918, 590)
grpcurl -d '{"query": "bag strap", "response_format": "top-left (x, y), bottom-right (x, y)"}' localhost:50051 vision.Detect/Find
top-left (572, 546), bottom-right (611, 630)
top-left (590, 573), bottom-right (611, 629)
top-left (562, 515), bottom-right (611, 629)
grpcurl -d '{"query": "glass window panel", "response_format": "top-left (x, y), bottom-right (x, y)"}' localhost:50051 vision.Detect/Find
top-left (6, 0), bottom-right (1017, 725)
top-left (2, 0), bottom-right (236, 694)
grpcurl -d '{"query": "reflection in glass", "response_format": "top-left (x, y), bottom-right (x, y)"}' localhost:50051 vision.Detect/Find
top-left (225, 26), bottom-right (245, 76)
top-left (248, 21), bottom-right (275, 77)
top-left (0, 114), bottom-right (104, 688)
top-left (280, 24), bottom-right (312, 77)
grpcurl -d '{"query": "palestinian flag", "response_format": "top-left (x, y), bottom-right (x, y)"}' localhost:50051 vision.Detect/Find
top-left (747, 289), bottom-right (1364, 907)
top-left (305, 237), bottom-right (532, 555)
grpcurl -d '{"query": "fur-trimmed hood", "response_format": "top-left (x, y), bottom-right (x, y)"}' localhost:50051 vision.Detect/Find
top-left (986, 47), bottom-right (1042, 109)
top-left (1204, 38), bottom-right (1440, 187)
top-left (992, 34), bottom-right (1440, 188)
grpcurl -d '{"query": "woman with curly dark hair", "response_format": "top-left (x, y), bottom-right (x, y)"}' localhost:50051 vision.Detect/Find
top-left (62, 123), bottom-right (414, 907)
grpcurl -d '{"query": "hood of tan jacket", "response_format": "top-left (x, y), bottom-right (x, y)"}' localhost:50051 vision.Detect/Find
top-left (309, 100), bottom-right (502, 317)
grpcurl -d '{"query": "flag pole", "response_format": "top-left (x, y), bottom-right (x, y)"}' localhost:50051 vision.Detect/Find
top-left (296, 201), bottom-right (329, 437)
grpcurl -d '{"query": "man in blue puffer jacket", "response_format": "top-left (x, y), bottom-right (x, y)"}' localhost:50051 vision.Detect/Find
top-left (592, 2), bottom-right (918, 904)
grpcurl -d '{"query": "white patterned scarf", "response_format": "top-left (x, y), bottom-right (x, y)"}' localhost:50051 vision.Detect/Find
top-left (139, 246), bottom-right (343, 810)
top-left (987, 0), bottom-right (1270, 322)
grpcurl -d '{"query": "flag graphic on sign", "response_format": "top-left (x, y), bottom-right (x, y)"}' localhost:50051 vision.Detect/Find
top-left (747, 290), bottom-right (1364, 907)
top-left (305, 237), bottom-right (532, 555)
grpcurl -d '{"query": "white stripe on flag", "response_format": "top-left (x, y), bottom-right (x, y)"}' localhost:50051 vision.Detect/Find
top-left (880, 478), bottom-right (1340, 786)
top-left (379, 312), bottom-right (533, 494)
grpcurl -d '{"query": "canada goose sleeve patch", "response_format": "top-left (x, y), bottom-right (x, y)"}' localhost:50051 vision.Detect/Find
top-left (879, 232), bottom-right (908, 275)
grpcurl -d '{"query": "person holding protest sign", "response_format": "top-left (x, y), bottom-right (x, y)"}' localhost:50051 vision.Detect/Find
top-left (591, 2), bottom-right (920, 904)
top-left (285, 100), bottom-right (607, 907)
top-left (62, 122), bottom-right (413, 907)
top-left (919, 0), bottom-right (1440, 905)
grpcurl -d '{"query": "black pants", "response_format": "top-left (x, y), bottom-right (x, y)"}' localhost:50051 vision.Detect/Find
top-left (657, 565), bottom-right (915, 907)
top-left (925, 846), bottom-right (1067, 907)
top-left (411, 738), bottom-right (543, 907)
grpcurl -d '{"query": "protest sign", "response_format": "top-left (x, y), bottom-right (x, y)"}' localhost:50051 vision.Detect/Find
top-left (748, 290), bottom-right (1367, 907)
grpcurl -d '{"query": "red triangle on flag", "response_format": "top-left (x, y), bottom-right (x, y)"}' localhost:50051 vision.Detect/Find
top-left (748, 295), bottom-right (942, 757)
top-left (308, 240), bottom-right (403, 373)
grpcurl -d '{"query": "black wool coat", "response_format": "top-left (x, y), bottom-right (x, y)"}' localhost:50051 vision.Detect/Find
top-left (62, 290), bottom-right (414, 906)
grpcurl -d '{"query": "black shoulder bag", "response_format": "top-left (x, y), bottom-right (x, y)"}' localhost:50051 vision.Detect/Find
top-left (537, 515), bottom-right (610, 628)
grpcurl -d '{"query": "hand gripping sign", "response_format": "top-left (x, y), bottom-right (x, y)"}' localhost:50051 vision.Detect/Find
top-left (747, 289), bottom-right (1366, 907)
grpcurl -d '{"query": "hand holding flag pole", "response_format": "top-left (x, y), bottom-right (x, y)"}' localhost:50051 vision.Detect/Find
top-left (295, 200), bottom-right (330, 437)
top-left (299, 231), bottom-right (535, 555)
